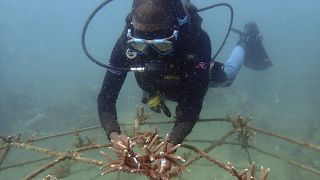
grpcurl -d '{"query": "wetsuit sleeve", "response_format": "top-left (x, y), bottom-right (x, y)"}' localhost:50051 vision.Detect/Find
top-left (97, 30), bottom-right (128, 140)
top-left (169, 95), bottom-right (205, 144)
top-left (209, 46), bottom-right (245, 87)
top-left (169, 30), bottom-right (211, 144)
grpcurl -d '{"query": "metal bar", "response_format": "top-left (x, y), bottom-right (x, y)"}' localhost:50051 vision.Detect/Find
top-left (0, 157), bottom-right (52, 171)
top-left (248, 125), bottom-right (320, 152)
top-left (10, 142), bottom-right (104, 166)
top-left (142, 117), bottom-right (230, 125)
top-left (24, 155), bottom-right (67, 180)
top-left (22, 125), bottom-right (102, 143)
top-left (0, 143), bottom-right (10, 167)
top-left (250, 145), bottom-right (320, 176)
top-left (183, 129), bottom-right (236, 167)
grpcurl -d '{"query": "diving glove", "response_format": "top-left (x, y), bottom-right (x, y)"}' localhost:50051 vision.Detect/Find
top-left (147, 94), bottom-right (171, 118)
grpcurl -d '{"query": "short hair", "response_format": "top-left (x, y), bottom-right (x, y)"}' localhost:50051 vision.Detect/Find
top-left (132, 0), bottom-right (176, 32)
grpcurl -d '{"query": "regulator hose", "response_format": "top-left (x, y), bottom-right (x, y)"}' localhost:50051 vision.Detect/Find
top-left (197, 3), bottom-right (234, 61)
top-left (81, 0), bottom-right (130, 71)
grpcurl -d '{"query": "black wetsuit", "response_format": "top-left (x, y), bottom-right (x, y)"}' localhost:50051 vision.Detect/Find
top-left (97, 12), bottom-right (212, 144)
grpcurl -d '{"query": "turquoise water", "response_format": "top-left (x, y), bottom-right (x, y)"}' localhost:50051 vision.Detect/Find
top-left (1, 0), bottom-right (319, 179)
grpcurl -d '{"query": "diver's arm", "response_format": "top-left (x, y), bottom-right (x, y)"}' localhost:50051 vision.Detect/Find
top-left (97, 70), bottom-right (127, 140)
top-left (168, 29), bottom-right (211, 144)
top-left (169, 94), bottom-right (204, 144)
top-left (168, 70), bottom-right (207, 145)
top-left (97, 32), bottom-right (128, 140)
top-left (209, 45), bottom-right (245, 87)
top-left (168, 52), bottom-right (209, 145)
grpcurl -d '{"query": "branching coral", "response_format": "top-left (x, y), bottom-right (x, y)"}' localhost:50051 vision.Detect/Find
top-left (99, 110), bottom-right (270, 180)
top-left (100, 133), bottom-right (185, 180)
top-left (226, 162), bottom-right (270, 180)
top-left (231, 115), bottom-right (255, 148)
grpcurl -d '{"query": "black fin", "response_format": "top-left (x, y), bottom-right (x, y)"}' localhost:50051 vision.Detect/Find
top-left (240, 22), bottom-right (272, 70)
top-left (244, 35), bottom-right (272, 70)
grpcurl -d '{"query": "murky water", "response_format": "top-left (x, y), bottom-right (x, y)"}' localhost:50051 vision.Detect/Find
top-left (1, 0), bottom-right (319, 179)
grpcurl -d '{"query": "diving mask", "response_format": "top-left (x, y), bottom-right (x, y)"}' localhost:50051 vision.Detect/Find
top-left (127, 29), bottom-right (178, 55)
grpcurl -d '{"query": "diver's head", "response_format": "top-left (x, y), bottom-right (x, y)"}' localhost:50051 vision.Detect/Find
top-left (127, 0), bottom-right (179, 57)
top-left (131, 0), bottom-right (176, 32)
top-left (243, 21), bottom-right (260, 35)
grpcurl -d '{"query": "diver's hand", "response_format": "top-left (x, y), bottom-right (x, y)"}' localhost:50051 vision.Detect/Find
top-left (154, 142), bottom-right (175, 179)
top-left (156, 158), bottom-right (171, 180)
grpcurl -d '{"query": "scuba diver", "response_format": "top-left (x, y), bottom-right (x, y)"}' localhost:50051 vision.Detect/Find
top-left (96, 0), bottom-right (271, 176)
